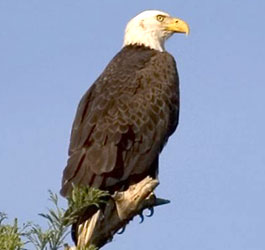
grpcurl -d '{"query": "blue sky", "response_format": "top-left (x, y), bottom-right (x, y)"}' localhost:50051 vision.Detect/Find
top-left (1, 1), bottom-right (265, 249)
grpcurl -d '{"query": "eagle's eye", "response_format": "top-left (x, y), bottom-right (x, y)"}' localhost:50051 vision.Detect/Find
top-left (156, 15), bottom-right (165, 22)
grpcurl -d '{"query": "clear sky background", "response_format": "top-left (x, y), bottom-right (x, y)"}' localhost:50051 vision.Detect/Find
top-left (0, 1), bottom-right (265, 249)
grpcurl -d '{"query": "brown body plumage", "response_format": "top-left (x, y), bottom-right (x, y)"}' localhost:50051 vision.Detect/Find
top-left (60, 45), bottom-right (179, 197)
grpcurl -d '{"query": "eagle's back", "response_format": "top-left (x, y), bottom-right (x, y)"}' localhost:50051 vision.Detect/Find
top-left (60, 45), bottom-right (179, 197)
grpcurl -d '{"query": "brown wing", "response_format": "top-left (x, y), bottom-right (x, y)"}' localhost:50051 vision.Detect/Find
top-left (60, 45), bottom-right (179, 197)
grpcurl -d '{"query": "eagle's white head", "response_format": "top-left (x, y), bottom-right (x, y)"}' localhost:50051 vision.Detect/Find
top-left (123, 10), bottom-right (189, 52)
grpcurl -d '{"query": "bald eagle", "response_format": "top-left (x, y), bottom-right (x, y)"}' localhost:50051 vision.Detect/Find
top-left (60, 10), bottom-right (189, 198)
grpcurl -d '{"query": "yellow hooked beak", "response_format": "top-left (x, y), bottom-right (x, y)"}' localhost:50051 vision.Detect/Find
top-left (165, 17), bottom-right (190, 35)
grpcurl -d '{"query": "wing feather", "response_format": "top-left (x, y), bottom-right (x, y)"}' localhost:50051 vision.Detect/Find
top-left (61, 46), bottom-right (179, 197)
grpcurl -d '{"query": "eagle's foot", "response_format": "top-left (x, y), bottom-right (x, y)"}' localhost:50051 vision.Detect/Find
top-left (138, 206), bottom-right (154, 223)
top-left (146, 207), bottom-right (154, 217)
top-left (138, 211), bottom-right (144, 223)
top-left (117, 226), bottom-right (126, 234)
top-left (113, 176), bottom-right (159, 220)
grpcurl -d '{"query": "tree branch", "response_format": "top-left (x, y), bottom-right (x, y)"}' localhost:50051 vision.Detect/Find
top-left (65, 176), bottom-right (170, 249)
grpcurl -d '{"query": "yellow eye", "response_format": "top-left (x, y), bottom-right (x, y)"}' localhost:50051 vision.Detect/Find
top-left (156, 15), bottom-right (165, 22)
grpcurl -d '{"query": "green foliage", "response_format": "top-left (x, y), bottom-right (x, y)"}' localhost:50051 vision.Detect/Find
top-left (0, 213), bottom-right (25, 250)
top-left (0, 186), bottom-right (110, 250)
top-left (26, 191), bottom-right (69, 250)
top-left (63, 185), bottom-right (110, 226)
top-left (0, 191), bottom-right (69, 250)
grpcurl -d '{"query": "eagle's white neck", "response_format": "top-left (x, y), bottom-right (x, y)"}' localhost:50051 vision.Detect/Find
top-left (123, 29), bottom-right (167, 52)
